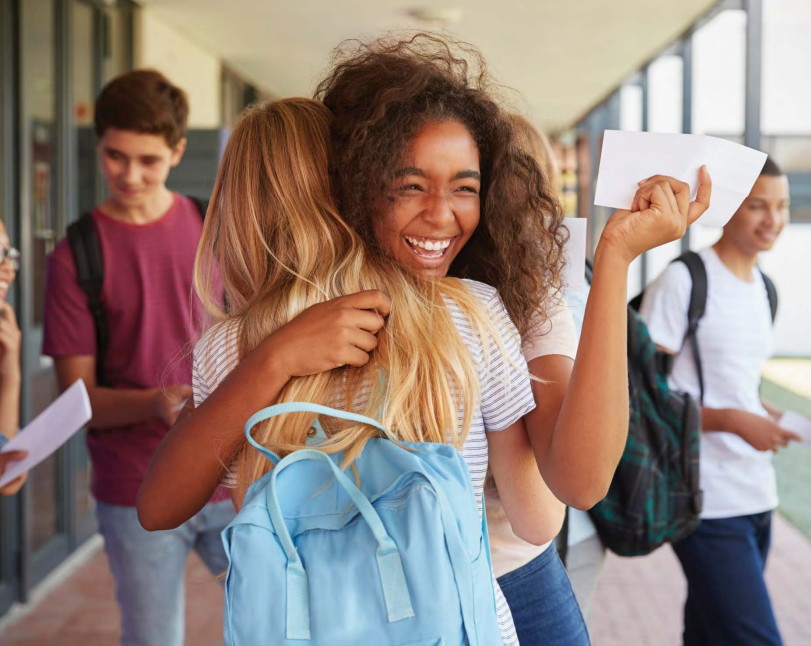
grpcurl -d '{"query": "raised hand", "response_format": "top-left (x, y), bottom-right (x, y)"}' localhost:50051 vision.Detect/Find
top-left (601, 166), bottom-right (712, 263)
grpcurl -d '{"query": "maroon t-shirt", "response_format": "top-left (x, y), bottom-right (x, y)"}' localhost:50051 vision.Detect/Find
top-left (43, 194), bottom-right (221, 506)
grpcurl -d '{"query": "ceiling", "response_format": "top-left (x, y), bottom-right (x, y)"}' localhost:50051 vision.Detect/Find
top-left (137, 0), bottom-right (718, 131)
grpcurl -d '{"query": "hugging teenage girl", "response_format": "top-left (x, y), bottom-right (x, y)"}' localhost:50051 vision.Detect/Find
top-left (315, 34), bottom-right (711, 646)
top-left (141, 32), bottom-right (712, 646)
top-left (138, 97), bottom-right (562, 646)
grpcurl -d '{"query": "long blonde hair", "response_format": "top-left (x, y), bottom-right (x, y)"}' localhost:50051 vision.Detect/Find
top-left (194, 98), bottom-right (510, 497)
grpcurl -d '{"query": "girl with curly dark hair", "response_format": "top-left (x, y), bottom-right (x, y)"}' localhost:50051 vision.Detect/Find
top-left (316, 33), bottom-right (712, 646)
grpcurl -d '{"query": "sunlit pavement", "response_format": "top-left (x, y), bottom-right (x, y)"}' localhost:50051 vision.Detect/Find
top-left (591, 513), bottom-right (811, 646)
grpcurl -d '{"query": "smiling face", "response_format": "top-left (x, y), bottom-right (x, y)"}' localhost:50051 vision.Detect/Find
top-left (725, 174), bottom-right (790, 254)
top-left (372, 120), bottom-right (481, 278)
top-left (97, 128), bottom-right (185, 208)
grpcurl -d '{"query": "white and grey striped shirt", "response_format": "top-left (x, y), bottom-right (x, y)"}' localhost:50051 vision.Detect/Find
top-left (192, 278), bottom-right (535, 646)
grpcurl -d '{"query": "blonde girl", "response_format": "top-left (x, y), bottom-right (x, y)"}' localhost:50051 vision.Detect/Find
top-left (138, 97), bottom-right (563, 645)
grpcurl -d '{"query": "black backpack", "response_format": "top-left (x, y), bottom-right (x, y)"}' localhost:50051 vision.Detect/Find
top-left (66, 196), bottom-right (209, 387)
top-left (585, 254), bottom-right (701, 557)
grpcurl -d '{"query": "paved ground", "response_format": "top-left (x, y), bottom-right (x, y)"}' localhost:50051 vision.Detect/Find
top-left (1, 361), bottom-right (807, 645)
top-left (1, 512), bottom-right (809, 646)
top-left (590, 513), bottom-right (811, 646)
top-left (0, 547), bottom-right (223, 646)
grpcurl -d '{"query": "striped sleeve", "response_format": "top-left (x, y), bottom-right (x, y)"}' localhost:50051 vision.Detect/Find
top-left (191, 321), bottom-right (241, 488)
top-left (192, 321), bottom-right (240, 407)
top-left (479, 289), bottom-right (536, 432)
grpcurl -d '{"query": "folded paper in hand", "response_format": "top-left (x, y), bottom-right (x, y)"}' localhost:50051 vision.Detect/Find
top-left (594, 131), bottom-right (768, 228)
top-left (0, 380), bottom-right (92, 488)
top-left (780, 410), bottom-right (811, 446)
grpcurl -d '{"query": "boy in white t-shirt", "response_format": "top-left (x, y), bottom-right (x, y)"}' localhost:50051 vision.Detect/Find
top-left (639, 157), bottom-right (798, 646)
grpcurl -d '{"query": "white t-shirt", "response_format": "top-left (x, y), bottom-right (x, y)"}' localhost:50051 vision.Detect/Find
top-left (192, 279), bottom-right (535, 646)
top-left (639, 247), bottom-right (777, 519)
top-left (485, 299), bottom-right (578, 578)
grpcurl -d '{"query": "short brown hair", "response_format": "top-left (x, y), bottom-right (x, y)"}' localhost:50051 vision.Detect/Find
top-left (94, 69), bottom-right (189, 148)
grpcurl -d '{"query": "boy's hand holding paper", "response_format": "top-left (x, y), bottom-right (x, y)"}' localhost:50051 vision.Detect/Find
top-left (595, 131), bottom-right (767, 228)
top-left (780, 411), bottom-right (811, 446)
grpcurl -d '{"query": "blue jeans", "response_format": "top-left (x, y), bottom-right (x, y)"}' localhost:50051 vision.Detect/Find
top-left (97, 500), bottom-right (235, 646)
top-left (497, 543), bottom-right (591, 646)
top-left (672, 511), bottom-right (783, 646)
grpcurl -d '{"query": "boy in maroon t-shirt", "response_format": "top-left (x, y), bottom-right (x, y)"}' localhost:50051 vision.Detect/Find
top-left (42, 70), bottom-right (233, 646)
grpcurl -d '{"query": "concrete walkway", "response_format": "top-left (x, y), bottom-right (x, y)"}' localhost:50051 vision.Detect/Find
top-left (590, 513), bottom-right (811, 646)
top-left (0, 548), bottom-right (223, 646)
top-left (0, 514), bottom-right (809, 645)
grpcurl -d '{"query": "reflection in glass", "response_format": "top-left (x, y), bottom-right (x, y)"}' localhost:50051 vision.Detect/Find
top-left (30, 454), bottom-right (59, 553)
top-left (648, 56), bottom-right (683, 134)
top-left (73, 1), bottom-right (98, 217)
top-left (23, 0), bottom-right (56, 327)
top-left (692, 10), bottom-right (747, 137)
top-left (620, 84), bottom-right (643, 133)
top-left (22, 0), bottom-right (59, 551)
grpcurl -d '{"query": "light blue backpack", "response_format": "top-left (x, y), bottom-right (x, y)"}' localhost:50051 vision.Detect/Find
top-left (222, 402), bottom-right (503, 646)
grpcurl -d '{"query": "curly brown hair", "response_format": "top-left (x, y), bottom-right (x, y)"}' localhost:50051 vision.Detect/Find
top-left (315, 33), bottom-right (566, 334)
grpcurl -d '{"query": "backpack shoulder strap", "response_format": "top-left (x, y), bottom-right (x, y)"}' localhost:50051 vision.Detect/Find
top-left (675, 251), bottom-right (708, 329)
top-left (66, 214), bottom-right (110, 386)
top-left (188, 196), bottom-right (209, 220)
top-left (760, 271), bottom-right (778, 323)
top-left (555, 507), bottom-right (570, 566)
top-left (673, 251), bottom-right (708, 404)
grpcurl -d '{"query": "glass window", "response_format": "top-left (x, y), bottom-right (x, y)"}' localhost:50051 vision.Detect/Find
top-left (692, 9), bottom-right (747, 138)
top-left (71, 0), bottom-right (97, 525)
top-left (643, 56), bottom-right (685, 280)
top-left (648, 56), bottom-right (683, 134)
top-left (761, 0), bottom-right (811, 358)
top-left (21, 0), bottom-right (60, 553)
top-left (74, 1), bottom-right (98, 216)
top-left (620, 84), bottom-right (643, 132)
top-left (104, 4), bottom-right (133, 84)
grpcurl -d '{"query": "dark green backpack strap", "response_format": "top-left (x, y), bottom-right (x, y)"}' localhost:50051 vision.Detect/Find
top-left (760, 271), bottom-right (778, 322)
top-left (67, 213), bottom-right (110, 387)
top-left (674, 251), bottom-right (708, 405)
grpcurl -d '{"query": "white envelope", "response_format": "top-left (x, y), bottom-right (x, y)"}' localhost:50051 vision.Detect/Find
top-left (780, 410), bottom-right (811, 446)
top-left (0, 380), bottom-right (92, 488)
top-left (594, 131), bottom-right (768, 228)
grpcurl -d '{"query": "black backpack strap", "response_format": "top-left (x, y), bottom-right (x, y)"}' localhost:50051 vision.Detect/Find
top-left (555, 507), bottom-right (570, 567)
top-left (674, 251), bottom-right (708, 405)
top-left (760, 271), bottom-right (778, 322)
top-left (628, 291), bottom-right (644, 312)
top-left (189, 196), bottom-right (209, 220)
top-left (66, 214), bottom-right (110, 387)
